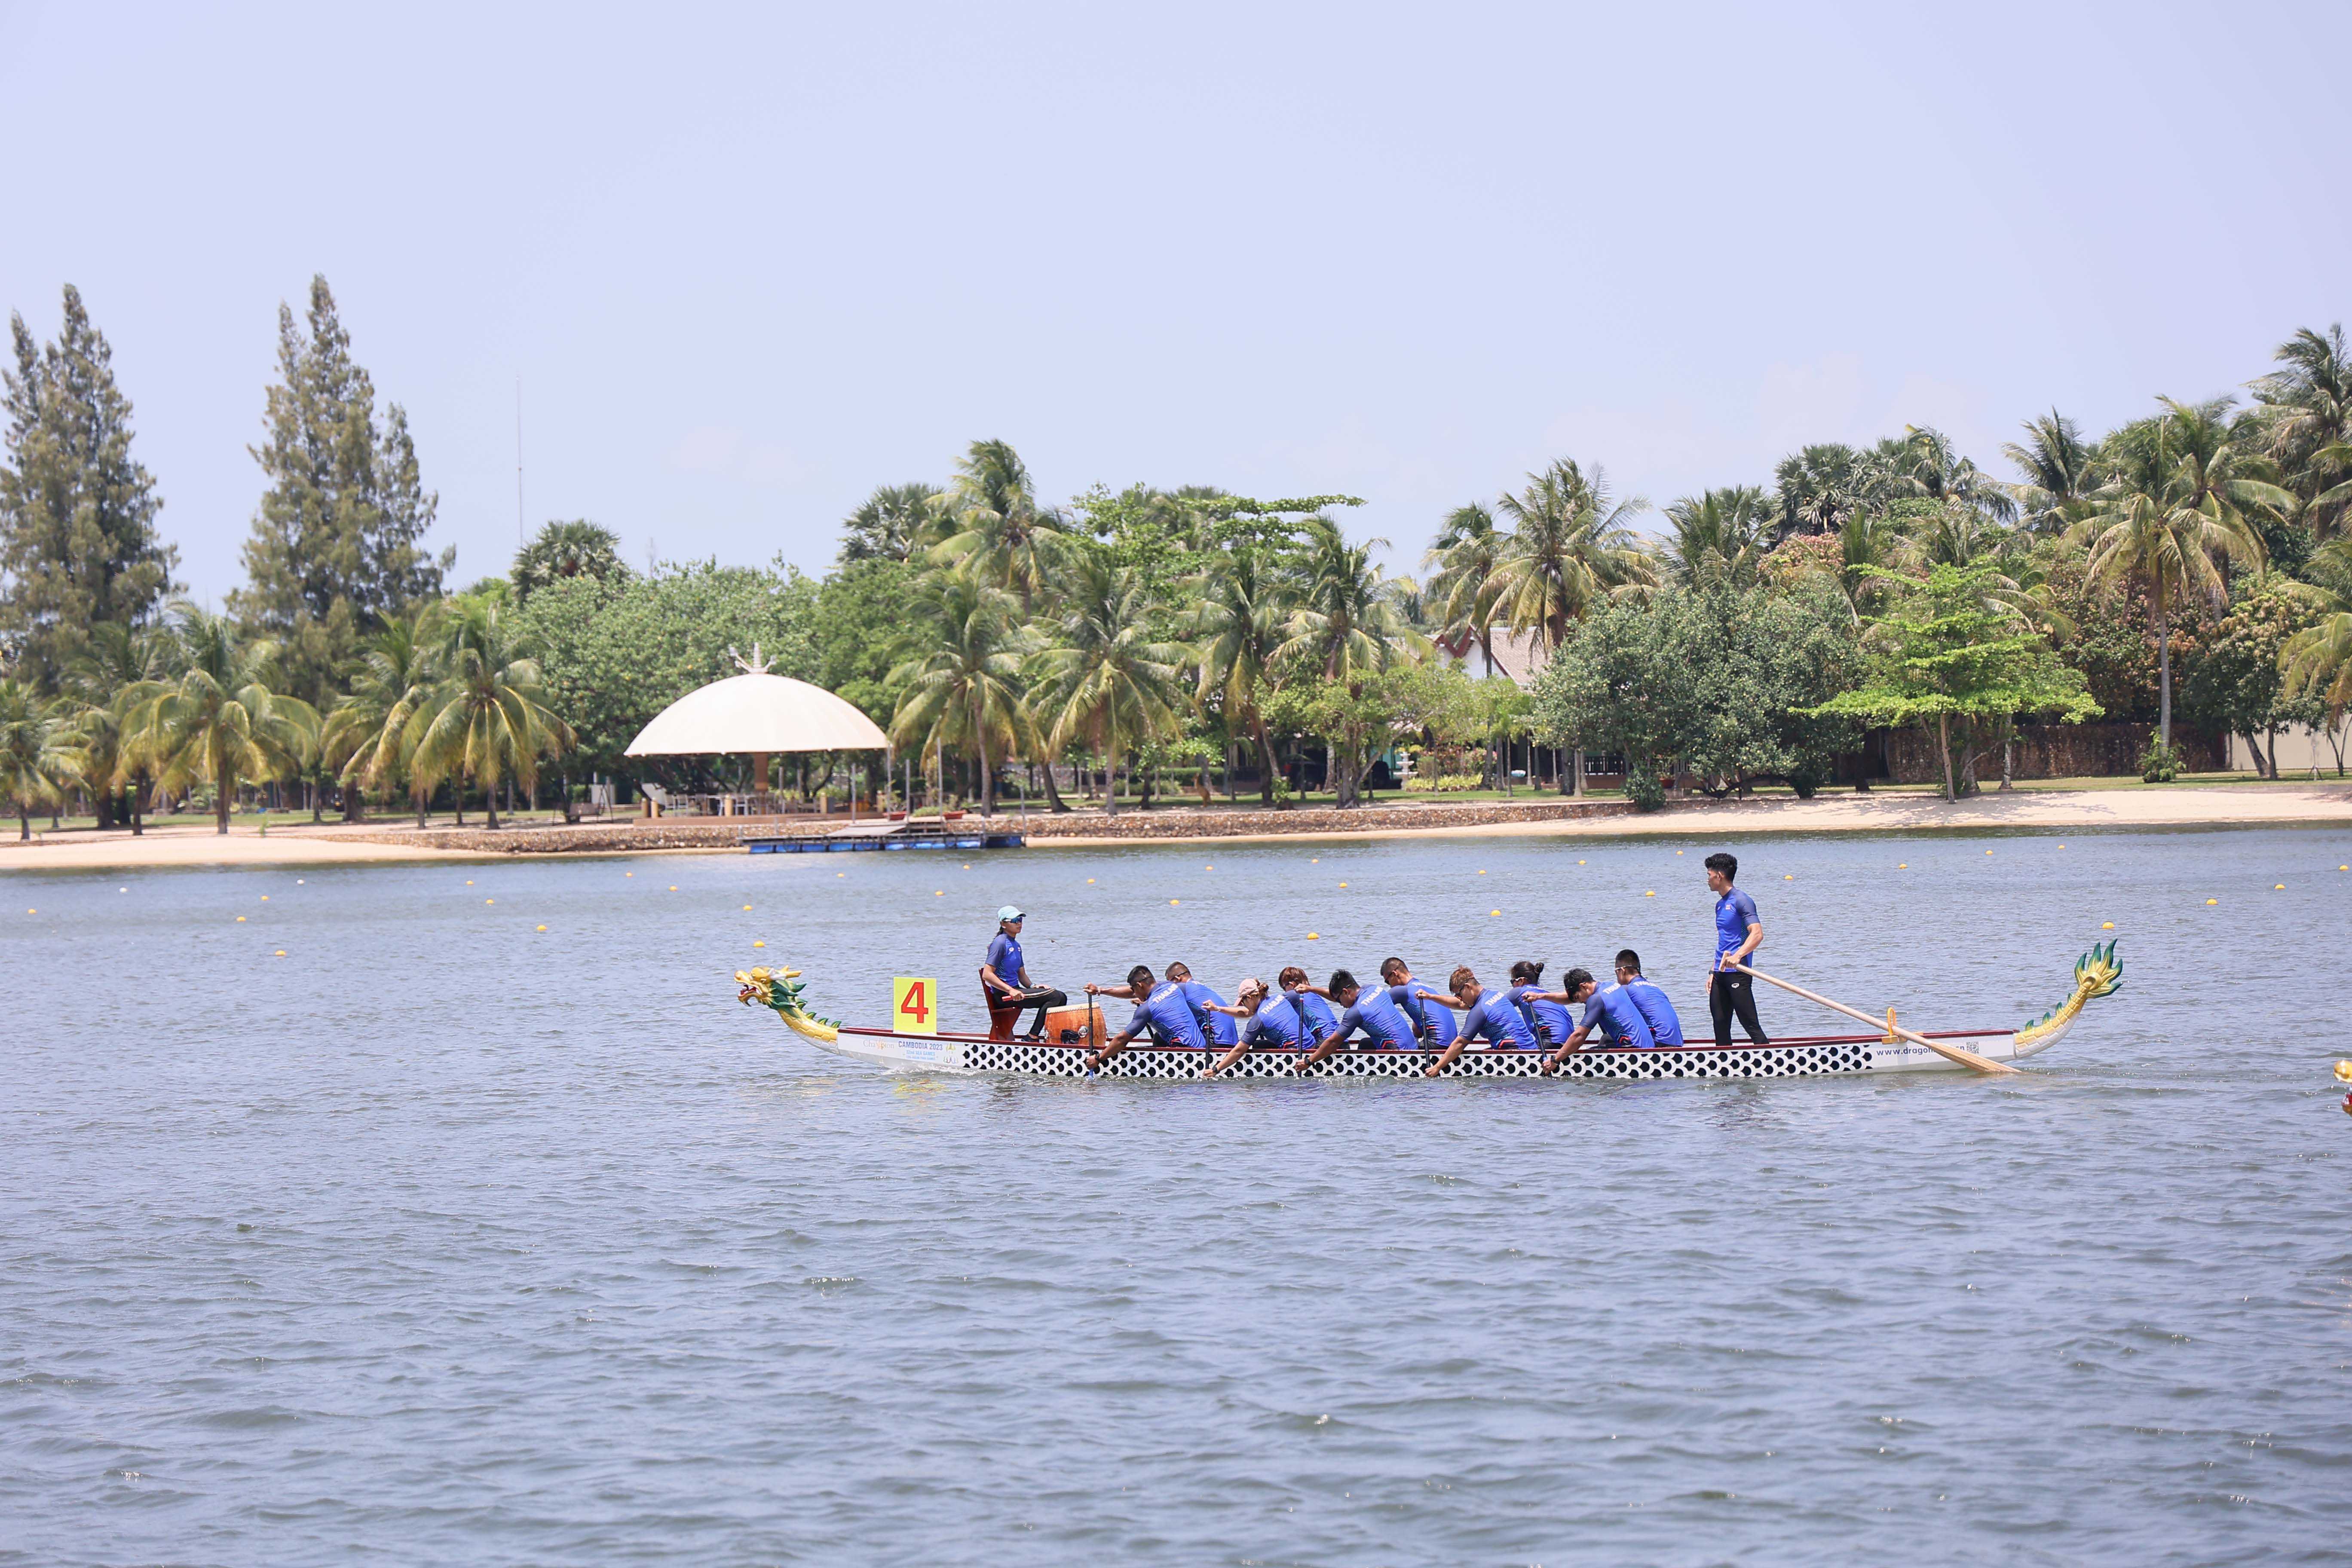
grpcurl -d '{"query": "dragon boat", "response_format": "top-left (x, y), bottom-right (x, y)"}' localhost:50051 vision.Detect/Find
top-left (732, 944), bottom-right (2121, 1083)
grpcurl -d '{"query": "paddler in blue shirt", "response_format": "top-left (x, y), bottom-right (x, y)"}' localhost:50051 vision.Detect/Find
top-left (1289, 968), bottom-right (1421, 1071)
top-left (1201, 967), bottom-right (1336, 1077)
top-left (1611, 948), bottom-right (1685, 1048)
top-left (1416, 965), bottom-right (1541, 1075)
top-left (1503, 959), bottom-right (1574, 1053)
top-left (1541, 965), bottom-right (1658, 1072)
top-left (1087, 960), bottom-right (1238, 1046)
top-left (1083, 965), bottom-right (1210, 1068)
top-left (979, 906), bottom-right (1067, 1040)
top-left (1299, 956), bottom-right (1446, 1047)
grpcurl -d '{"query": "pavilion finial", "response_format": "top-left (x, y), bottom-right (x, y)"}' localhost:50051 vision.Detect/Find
top-left (728, 643), bottom-right (773, 675)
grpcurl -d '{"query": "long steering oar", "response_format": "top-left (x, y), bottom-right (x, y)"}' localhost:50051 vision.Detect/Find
top-left (1731, 964), bottom-right (2017, 1075)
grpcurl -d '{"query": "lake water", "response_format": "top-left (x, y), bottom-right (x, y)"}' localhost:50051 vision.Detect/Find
top-left (4, 825), bottom-right (2349, 1565)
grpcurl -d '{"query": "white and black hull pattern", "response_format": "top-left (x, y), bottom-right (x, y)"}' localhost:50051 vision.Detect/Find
top-left (810, 1024), bottom-right (2051, 1081)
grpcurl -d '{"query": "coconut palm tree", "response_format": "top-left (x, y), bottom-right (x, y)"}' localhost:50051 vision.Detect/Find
top-left (2283, 542), bottom-right (2352, 717)
top-left (1893, 427), bottom-right (2018, 522)
top-left (1189, 545), bottom-right (1295, 804)
top-left (2251, 325), bottom-right (2352, 542)
top-left (512, 520), bottom-right (629, 601)
top-left (1028, 551), bottom-right (1184, 818)
top-left (1771, 443), bottom-right (1884, 537)
top-left (1276, 518), bottom-right (1426, 679)
top-left (931, 440), bottom-right (1070, 614)
top-left (2074, 398), bottom-right (2288, 748)
top-left (1422, 502), bottom-right (1506, 674)
top-left (1485, 460), bottom-right (1654, 649)
top-left (887, 573), bottom-right (1032, 816)
top-left (2003, 410), bottom-right (2102, 536)
top-left (838, 481), bottom-right (945, 566)
top-left (124, 603), bottom-right (317, 834)
top-left (0, 680), bottom-right (85, 840)
top-left (1663, 486), bottom-right (1773, 589)
top-left (323, 608), bottom-right (439, 824)
top-left (63, 622), bottom-right (164, 832)
top-left (407, 600), bottom-right (571, 829)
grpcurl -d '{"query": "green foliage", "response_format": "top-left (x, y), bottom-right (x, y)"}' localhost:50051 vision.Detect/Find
top-left (230, 276), bottom-right (448, 708)
top-left (1806, 563), bottom-right (2101, 800)
top-left (516, 559), bottom-right (817, 780)
top-left (406, 600), bottom-right (573, 827)
top-left (1532, 578), bottom-right (1864, 796)
top-left (2138, 739), bottom-right (2180, 783)
top-left (0, 678), bottom-right (85, 837)
top-left (0, 286), bottom-right (177, 692)
top-left (124, 604), bottom-right (319, 833)
top-left (1622, 767), bottom-right (1666, 812)
top-left (513, 520), bottom-right (628, 603)
top-left (2181, 581), bottom-right (2325, 774)
top-left (812, 558), bottom-right (916, 725)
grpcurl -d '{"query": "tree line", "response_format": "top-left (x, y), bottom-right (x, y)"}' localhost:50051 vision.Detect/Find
top-left (6, 270), bottom-right (2351, 833)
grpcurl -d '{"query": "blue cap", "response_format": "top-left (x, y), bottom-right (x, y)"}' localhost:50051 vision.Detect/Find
top-left (997, 906), bottom-right (1024, 922)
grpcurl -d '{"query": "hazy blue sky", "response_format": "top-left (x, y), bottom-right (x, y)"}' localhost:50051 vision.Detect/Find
top-left (5, 2), bottom-right (2347, 600)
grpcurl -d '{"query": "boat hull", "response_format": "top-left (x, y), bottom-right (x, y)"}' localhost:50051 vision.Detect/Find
top-left (807, 1026), bottom-right (2036, 1081)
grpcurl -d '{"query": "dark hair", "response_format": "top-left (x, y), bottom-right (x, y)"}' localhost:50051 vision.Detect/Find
top-left (1165, 961), bottom-right (1191, 981)
top-left (1379, 956), bottom-right (1408, 983)
top-left (1127, 965), bottom-right (1155, 989)
top-left (1277, 965), bottom-right (1310, 989)
top-left (1509, 959), bottom-right (1543, 984)
top-left (1615, 949), bottom-right (1642, 973)
top-left (1327, 969), bottom-right (1358, 997)
top-left (1448, 965), bottom-right (1478, 995)
top-left (1563, 966), bottom-right (1596, 998)
top-left (1705, 851), bottom-right (1738, 881)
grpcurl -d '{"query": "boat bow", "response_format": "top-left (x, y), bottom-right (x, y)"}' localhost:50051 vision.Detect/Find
top-left (2012, 941), bottom-right (2122, 1059)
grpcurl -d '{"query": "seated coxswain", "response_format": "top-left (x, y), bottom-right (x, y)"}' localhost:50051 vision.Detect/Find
top-left (1083, 965), bottom-right (1209, 1068)
top-left (1289, 968), bottom-right (1421, 1072)
top-left (1541, 964), bottom-right (1658, 1071)
top-left (979, 906), bottom-right (1066, 1040)
top-left (1416, 965), bottom-right (1540, 1075)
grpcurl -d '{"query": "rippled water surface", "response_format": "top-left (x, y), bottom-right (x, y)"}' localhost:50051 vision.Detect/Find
top-left (5, 825), bottom-right (2349, 1565)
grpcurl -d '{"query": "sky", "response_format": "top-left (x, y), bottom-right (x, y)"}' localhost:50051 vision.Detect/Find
top-left (4, 1), bottom-right (2348, 601)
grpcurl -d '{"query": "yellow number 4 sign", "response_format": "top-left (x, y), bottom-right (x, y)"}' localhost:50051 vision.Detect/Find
top-left (892, 976), bottom-right (939, 1035)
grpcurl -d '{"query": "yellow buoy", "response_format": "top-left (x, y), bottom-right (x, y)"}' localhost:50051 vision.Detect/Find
top-left (486, 898), bottom-right (494, 904)
top-left (274, 950), bottom-right (286, 957)
top-left (236, 916), bottom-right (246, 922)
top-left (2275, 884), bottom-right (2286, 890)
top-left (260, 895), bottom-right (269, 901)
top-left (466, 880), bottom-right (474, 885)
top-left (743, 904), bottom-right (752, 910)
top-left (1338, 882), bottom-right (1348, 888)
top-left (536, 925), bottom-right (547, 932)
top-left (2206, 898), bottom-right (2218, 905)
top-left (1645, 890), bottom-right (1655, 897)
top-left (1899, 863), bottom-right (1907, 868)
top-left (2102, 922), bottom-right (2114, 930)
top-left (753, 940), bottom-right (766, 948)
top-left (1577, 860), bottom-right (1586, 865)
top-left (1986, 849), bottom-right (1994, 855)
top-left (1170, 898), bottom-right (1180, 906)
top-left (1676, 850), bottom-right (1684, 855)
top-left (1087, 878), bottom-right (1095, 884)
top-left (1489, 910), bottom-right (1500, 917)
top-left (1307, 931), bottom-right (1320, 940)
top-left (1478, 870), bottom-right (1487, 875)
top-left (935, 890), bottom-right (944, 896)
top-left (1784, 874), bottom-right (1793, 880)
top-left (1205, 864), bottom-right (1213, 870)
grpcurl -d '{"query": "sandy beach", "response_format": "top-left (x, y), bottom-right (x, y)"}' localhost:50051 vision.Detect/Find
top-left (3, 782), bottom-right (2349, 872)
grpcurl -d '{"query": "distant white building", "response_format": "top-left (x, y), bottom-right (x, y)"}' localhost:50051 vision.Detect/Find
top-left (1435, 627), bottom-right (1552, 689)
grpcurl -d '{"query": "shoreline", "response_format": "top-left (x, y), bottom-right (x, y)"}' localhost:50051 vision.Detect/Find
top-left (2, 783), bottom-right (2349, 870)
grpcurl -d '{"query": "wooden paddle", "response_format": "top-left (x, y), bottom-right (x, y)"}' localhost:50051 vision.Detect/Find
top-left (1730, 964), bottom-right (2017, 1075)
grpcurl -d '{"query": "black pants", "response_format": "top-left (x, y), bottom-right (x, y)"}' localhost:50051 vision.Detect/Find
top-left (1709, 971), bottom-right (1768, 1048)
top-left (990, 985), bottom-right (1066, 1038)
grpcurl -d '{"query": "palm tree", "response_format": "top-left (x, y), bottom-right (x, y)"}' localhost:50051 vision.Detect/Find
top-left (1028, 551), bottom-right (1184, 818)
top-left (1772, 443), bottom-right (1881, 537)
top-left (838, 482), bottom-right (944, 566)
top-left (1272, 520), bottom-right (1429, 806)
top-left (407, 601), bottom-right (572, 829)
top-left (931, 440), bottom-right (1069, 613)
top-left (2283, 543), bottom-right (2352, 723)
top-left (1663, 486), bottom-right (1773, 589)
top-left (1422, 502), bottom-right (1506, 674)
top-left (1893, 427), bottom-right (2018, 522)
top-left (887, 573), bottom-right (1032, 816)
top-left (123, 603), bottom-right (317, 834)
top-left (1485, 460), bottom-right (1654, 649)
top-left (1189, 545), bottom-right (1296, 804)
top-left (2003, 410), bottom-right (2102, 535)
top-left (2252, 325), bottom-right (2352, 540)
top-left (2074, 398), bottom-right (2287, 747)
top-left (512, 520), bottom-right (630, 601)
top-left (64, 622), bottom-right (165, 832)
top-left (322, 609), bottom-right (438, 824)
top-left (0, 681), bottom-right (85, 840)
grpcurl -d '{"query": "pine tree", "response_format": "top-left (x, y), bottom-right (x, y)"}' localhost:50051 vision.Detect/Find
top-left (230, 275), bottom-right (446, 706)
top-left (0, 285), bottom-right (178, 691)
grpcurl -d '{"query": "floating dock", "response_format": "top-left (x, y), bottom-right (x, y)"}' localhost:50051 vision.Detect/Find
top-left (744, 819), bottom-right (1026, 854)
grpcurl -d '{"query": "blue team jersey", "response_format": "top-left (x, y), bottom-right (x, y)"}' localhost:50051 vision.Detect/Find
top-left (984, 931), bottom-right (1024, 992)
top-left (1127, 981), bottom-right (1209, 1048)
top-left (1714, 887), bottom-right (1760, 968)
top-left (1175, 980), bottom-right (1240, 1046)
top-left (1406, 986), bottom-right (1458, 1047)
top-left (1581, 984), bottom-right (1657, 1049)
top-left (1328, 986), bottom-right (1419, 1050)
top-left (1504, 983), bottom-right (1571, 1049)
top-left (1621, 977), bottom-right (1683, 1047)
top-left (1461, 991), bottom-right (1540, 1049)
top-left (1242, 992), bottom-right (1335, 1050)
